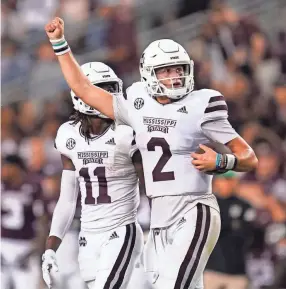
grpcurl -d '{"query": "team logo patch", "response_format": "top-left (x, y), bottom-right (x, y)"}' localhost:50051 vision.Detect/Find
top-left (79, 236), bottom-right (87, 247)
top-left (66, 138), bottom-right (76, 150)
top-left (134, 98), bottom-right (144, 110)
top-left (143, 117), bottom-right (177, 133)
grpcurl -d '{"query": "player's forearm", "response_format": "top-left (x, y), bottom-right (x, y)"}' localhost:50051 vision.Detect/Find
top-left (227, 137), bottom-right (258, 172)
top-left (47, 170), bottom-right (78, 245)
top-left (56, 51), bottom-right (114, 119)
top-left (57, 51), bottom-right (90, 100)
top-left (46, 17), bottom-right (114, 118)
top-left (232, 149), bottom-right (258, 172)
top-left (48, 199), bottom-right (76, 243)
top-left (46, 235), bottom-right (62, 252)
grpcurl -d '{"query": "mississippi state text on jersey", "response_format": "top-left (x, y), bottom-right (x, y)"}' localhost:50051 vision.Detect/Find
top-left (54, 122), bottom-right (139, 232)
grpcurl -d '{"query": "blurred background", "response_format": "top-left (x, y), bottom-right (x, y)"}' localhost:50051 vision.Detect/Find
top-left (1, 0), bottom-right (286, 288)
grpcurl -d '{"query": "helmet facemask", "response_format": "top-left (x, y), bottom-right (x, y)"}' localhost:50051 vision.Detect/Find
top-left (140, 39), bottom-right (195, 100)
top-left (97, 81), bottom-right (120, 93)
top-left (143, 61), bottom-right (194, 99)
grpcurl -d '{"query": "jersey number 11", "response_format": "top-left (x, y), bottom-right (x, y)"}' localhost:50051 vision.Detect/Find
top-left (79, 167), bottom-right (111, 205)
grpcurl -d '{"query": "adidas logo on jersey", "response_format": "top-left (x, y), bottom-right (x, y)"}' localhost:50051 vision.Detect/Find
top-left (109, 231), bottom-right (119, 240)
top-left (178, 217), bottom-right (186, 226)
top-left (105, 138), bottom-right (116, 145)
top-left (177, 106), bottom-right (188, 114)
top-left (79, 237), bottom-right (87, 247)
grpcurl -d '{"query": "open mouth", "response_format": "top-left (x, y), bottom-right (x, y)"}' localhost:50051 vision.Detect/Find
top-left (173, 81), bottom-right (182, 88)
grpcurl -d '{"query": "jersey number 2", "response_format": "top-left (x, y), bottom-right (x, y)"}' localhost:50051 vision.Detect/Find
top-left (79, 167), bottom-right (111, 205)
top-left (147, 137), bottom-right (175, 182)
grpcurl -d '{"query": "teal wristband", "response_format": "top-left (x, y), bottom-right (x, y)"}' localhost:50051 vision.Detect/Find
top-left (215, 154), bottom-right (222, 169)
top-left (50, 37), bottom-right (70, 56)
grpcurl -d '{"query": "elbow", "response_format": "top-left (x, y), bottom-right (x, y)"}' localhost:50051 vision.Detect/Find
top-left (246, 153), bottom-right (258, 172)
top-left (235, 151), bottom-right (258, 172)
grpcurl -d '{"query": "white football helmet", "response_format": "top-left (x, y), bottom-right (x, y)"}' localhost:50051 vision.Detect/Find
top-left (139, 39), bottom-right (194, 99)
top-left (71, 62), bottom-right (123, 118)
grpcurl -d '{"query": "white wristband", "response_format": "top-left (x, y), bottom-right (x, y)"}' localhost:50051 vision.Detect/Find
top-left (49, 36), bottom-right (66, 44)
top-left (225, 154), bottom-right (236, 170)
top-left (50, 36), bottom-right (70, 56)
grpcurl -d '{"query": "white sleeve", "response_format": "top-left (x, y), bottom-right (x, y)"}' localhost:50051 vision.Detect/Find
top-left (201, 118), bottom-right (239, 144)
top-left (49, 170), bottom-right (79, 239)
top-left (54, 123), bottom-right (70, 158)
top-left (200, 93), bottom-right (229, 123)
top-left (112, 94), bottom-right (131, 126)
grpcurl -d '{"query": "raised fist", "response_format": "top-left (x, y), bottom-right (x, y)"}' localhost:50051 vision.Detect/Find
top-left (45, 17), bottom-right (64, 40)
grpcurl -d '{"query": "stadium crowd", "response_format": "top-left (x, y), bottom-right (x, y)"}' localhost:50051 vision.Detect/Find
top-left (1, 0), bottom-right (286, 288)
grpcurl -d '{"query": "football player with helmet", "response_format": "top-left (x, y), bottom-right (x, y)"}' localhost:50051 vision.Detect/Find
top-left (45, 18), bottom-right (258, 289)
top-left (41, 62), bottom-right (145, 289)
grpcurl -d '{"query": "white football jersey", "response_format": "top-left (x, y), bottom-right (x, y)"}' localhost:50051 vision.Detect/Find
top-left (114, 82), bottom-right (237, 197)
top-left (55, 122), bottom-right (139, 233)
top-left (113, 82), bottom-right (238, 227)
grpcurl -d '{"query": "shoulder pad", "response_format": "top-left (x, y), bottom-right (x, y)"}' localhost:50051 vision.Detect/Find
top-left (126, 82), bottom-right (146, 100)
top-left (194, 88), bottom-right (223, 99)
top-left (193, 89), bottom-right (228, 123)
top-left (55, 121), bottom-right (77, 156)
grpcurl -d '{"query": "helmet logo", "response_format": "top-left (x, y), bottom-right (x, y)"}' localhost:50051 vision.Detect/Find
top-left (134, 98), bottom-right (144, 110)
top-left (66, 138), bottom-right (76, 150)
